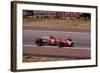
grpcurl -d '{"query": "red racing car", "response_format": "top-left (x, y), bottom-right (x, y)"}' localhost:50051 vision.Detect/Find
top-left (35, 36), bottom-right (74, 47)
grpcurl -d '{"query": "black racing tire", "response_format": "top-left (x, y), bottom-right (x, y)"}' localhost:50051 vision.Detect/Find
top-left (69, 42), bottom-right (74, 47)
top-left (58, 42), bottom-right (64, 47)
top-left (35, 39), bottom-right (43, 46)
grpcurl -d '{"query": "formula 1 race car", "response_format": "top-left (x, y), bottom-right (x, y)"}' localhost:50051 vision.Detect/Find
top-left (35, 36), bottom-right (74, 47)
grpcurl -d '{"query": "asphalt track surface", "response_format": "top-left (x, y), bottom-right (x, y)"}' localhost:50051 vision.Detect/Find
top-left (23, 29), bottom-right (90, 58)
top-left (23, 29), bottom-right (90, 48)
top-left (23, 46), bottom-right (90, 59)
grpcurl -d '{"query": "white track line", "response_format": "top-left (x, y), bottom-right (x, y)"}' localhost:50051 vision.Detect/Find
top-left (24, 30), bottom-right (90, 34)
top-left (23, 44), bottom-right (90, 50)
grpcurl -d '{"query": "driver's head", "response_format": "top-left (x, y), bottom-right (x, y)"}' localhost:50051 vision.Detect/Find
top-left (50, 36), bottom-right (54, 38)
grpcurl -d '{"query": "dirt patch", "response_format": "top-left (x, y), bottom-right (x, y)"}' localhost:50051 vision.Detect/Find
top-left (23, 17), bottom-right (91, 32)
top-left (23, 55), bottom-right (74, 62)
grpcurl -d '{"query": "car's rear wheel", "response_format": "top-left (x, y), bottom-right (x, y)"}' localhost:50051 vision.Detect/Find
top-left (35, 39), bottom-right (43, 46)
top-left (58, 42), bottom-right (64, 47)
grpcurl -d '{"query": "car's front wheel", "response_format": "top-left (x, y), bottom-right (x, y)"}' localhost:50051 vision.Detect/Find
top-left (69, 42), bottom-right (74, 47)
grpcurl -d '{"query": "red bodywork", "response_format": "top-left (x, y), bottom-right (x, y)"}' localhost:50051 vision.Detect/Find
top-left (46, 38), bottom-right (73, 46)
top-left (35, 36), bottom-right (74, 47)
